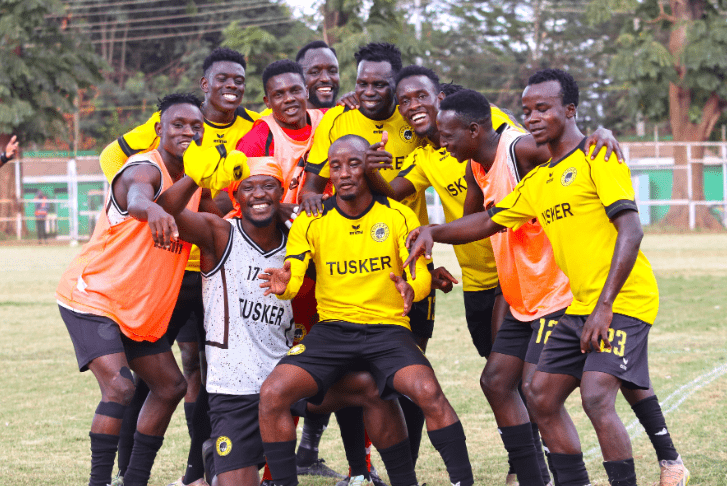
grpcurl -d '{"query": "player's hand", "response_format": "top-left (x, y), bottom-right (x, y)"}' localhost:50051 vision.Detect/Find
top-left (298, 192), bottom-right (329, 217)
top-left (430, 266), bottom-right (458, 293)
top-left (259, 260), bottom-right (292, 296)
top-left (403, 225), bottom-right (435, 279)
top-left (390, 272), bottom-right (415, 316)
top-left (146, 204), bottom-right (178, 249)
top-left (365, 131), bottom-right (393, 171)
top-left (5, 135), bottom-right (18, 159)
top-left (336, 91), bottom-right (360, 110)
top-left (586, 128), bottom-right (625, 164)
top-left (580, 301), bottom-right (613, 353)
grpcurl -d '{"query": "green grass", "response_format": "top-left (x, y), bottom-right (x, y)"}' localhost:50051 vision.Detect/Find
top-left (1, 234), bottom-right (726, 485)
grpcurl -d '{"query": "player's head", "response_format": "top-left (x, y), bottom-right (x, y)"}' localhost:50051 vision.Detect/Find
top-left (440, 82), bottom-right (465, 97)
top-left (234, 158), bottom-right (284, 228)
top-left (200, 47), bottom-right (247, 113)
top-left (522, 68), bottom-right (579, 145)
top-left (296, 40), bottom-right (339, 109)
top-left (155, 93), bottom-right (204, 161)
top-left (262, 60), bottom-right (308, 130)
top-left (328, 135), bottom-right (371, 201)
top-left (395, 65), bottom-right (443, 140)
top-left (436, 89), bottom-right (492, 162)
top-left (354, 43), bottom-right (402, 120)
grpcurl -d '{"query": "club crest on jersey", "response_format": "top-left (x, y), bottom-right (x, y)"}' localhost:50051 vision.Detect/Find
top-left (370, 222), bottom-right (390, 242)
top-left (287, 344), bottom-right (306, 355)
top-left (216, 436), bottom-right (232, 456)
top-left (294, 323), bottom-right (308, 344)
top-left (400, 126), bottom-right (415, 143)
top-left (561, 167), bottom-right (577, 186)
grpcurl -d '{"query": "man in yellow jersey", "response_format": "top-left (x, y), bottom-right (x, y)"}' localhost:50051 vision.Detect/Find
top-left (406, 69), bottom-right (676, 486)
top-left (99, 47), bottom-right (259, 486)
top-left (257, 135), bottom-right (474, 486)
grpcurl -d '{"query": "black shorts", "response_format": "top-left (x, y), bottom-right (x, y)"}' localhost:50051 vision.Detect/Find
top-left (463, 287), bottom-right (497, 357)
top-left (537, 313), bottom-right (651, 389)
top-left (165, 270), bottom-right (204, 344)
top-left (60, 305), bottom-right (171, 372)
top-left (409, 288), bottom-right (436, 339)
top-left (492, 307), bottom-right (566, 364)
top-left (208, 393), bottom-right (266, 474)
top-left (278, 321), bottom-right (432, 405)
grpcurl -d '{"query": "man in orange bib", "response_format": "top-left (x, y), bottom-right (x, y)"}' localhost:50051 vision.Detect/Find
top-left (56, 94), bottom-right (206, 486)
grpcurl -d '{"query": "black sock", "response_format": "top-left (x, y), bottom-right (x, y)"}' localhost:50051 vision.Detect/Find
top-left (603, 458), bottom-right (637, 486)
top-left (542, 440), bottom-right (560, 486)
top-left (263, 440), bottom-right (298, 486)
top-left (184, 401), bottom-right (195, 439)
top-left (427, 421), bottom-right (474, 486)
top-left (531, 423), bottom-right (552, 485)
top-left (548, 453), bottom-right (589, 486)
top-left (183, 388), bottom-right (211, 484)
top-left (499, 423), bottom-right (545, 486)
top-left (631, 395), bottom-right (678, 462)
top-left (123, 431), bottom-right (164, 486)
top-left (336, 407), bottom-right (369, 478)
top-left (399, 397), bottom-right (425, 467)
top-left (296, 412), bottom-right (330, 466)
top-left (378, 439), bottom-right (417, 486)
top-left (89, 432), bottom-right (119, 486)
top-left (117, 379), bottom-right (149, 475)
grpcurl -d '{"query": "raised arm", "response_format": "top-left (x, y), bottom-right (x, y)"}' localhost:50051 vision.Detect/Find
top-left (463, 161), bottom-right (484, 216)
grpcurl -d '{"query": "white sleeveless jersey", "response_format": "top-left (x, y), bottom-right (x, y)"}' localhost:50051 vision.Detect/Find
top-left (202, 219), bottom-right (295, 395)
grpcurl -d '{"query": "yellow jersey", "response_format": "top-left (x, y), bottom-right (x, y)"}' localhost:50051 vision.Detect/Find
top-left (398, 143), bottom-right (498, 291)
top-left (306, 105), bottom-right (428, 225)
top-left (489, 139), bottom-right (659, 324)
top-left (280, 194), bottom-right (432, 329)
top-left (99, 106), bottom-right (260, 272)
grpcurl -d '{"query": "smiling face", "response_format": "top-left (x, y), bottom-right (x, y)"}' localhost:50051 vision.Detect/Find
top-left (328, 138), bottom-right (370, 202)
top-left (299, 47), bottom-right (340, 109)
top-left (396, 75), bottom-right (442, 140)
top-left (264, 72), bottom-right (308, 130)
top-left (355, 60), bottom-right (396, 120)
top-left (521, 80), bottom-right (573, 146)
top-left (436, 110), bottom-right (477, 163)
top-left (156, 103), bottom-right (204, 160)
top-left (200, 60), bottom-right (246, 113)
top-left (235, 175), bottom-right (283, 228)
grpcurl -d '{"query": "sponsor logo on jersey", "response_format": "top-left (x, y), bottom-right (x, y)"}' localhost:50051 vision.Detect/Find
top-left (446, 176), bottom-right (467, 197)
top-left (216, 436), bottom-right (232, 456)
top-left (350, 224), bottom-right (363, 235)
top-left (400, 126), bottom-right (415, 143)
top-left (325, 256), bottom-right (393, 275)
top-left (540, 202), bottom-right (573, 225)
top-left (287, 344), bottom-right (306, 355)
top-left (239, 298), bottom-right (287, 325)
top-left (294, 323), bottom-right (307, 343)
top-left (370, 222), bottom-right (390, 242)
top-left (561, 167), bottom-right (577, 186)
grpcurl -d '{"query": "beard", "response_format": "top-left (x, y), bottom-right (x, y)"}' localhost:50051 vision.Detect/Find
top-left (338, 192), bottom-right (356, 201)
top-left (308, 87), bottom-right (339, 109)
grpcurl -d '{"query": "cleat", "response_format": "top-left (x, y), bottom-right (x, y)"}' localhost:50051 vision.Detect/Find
top-left (167, 478), bottom-right (210, 486)
top-left (505, 473), bottom-right (519, 485)
top-left (297, 458), bottom-right (345, 478)
top-left (350, 475), bottom-right (373, 486)
top-left (110, 473), bottom-right (124, 486)
top-left (369, 464), bottom-right (388, 486)
top-left (655, 455), bottom-right (690, 486)
top-left (337, 478), bottom-right (350, 486)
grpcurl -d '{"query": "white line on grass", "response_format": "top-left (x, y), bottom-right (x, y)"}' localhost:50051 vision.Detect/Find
top-left (583, 362), bottom-right (727, 460)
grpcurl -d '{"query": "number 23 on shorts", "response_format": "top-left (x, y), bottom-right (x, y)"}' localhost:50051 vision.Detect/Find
top-left (599, 328), bottom-right (627, 356)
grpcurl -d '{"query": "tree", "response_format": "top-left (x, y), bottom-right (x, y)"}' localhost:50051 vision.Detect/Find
top-left (590, 0), bottom-right (727, 228)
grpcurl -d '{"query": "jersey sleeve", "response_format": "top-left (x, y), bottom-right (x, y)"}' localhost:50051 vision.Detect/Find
top-left (397, 150), bottom-right (431, 193)
top-left (306, 106), bottom-right (343, 179)
top-left (487, 181), bottom-right (537, 231)
top-left (587, 146), bottom-right (638, 219)
top-left (99, 112), bottom-right (160, 183)
top-left (395, 204), bottom-right (432, 302)
top-left (183, 141), bottom-right (250, 192)
top-left (279, 215), bottom-right (315, 300)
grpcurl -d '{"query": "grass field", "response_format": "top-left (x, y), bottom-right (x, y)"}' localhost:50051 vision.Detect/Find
top-left (1, 234), bottom-right (726, 486)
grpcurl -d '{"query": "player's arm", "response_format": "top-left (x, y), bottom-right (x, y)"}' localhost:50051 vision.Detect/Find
top-left (299, 108), bottom-right (339, 215)
top-left (1, 135), bottom-right (18, 167)
top-left (463, 161), bottom-right (484, 216)
top-left (259, 216), bottom-right (312, 299)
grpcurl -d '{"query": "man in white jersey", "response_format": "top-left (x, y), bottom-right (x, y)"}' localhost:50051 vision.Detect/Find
top-left (159, 157), bottom-right (414, 486)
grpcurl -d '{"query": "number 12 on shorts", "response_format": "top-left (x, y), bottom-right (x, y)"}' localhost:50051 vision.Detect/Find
top-left (599, 328), bottom-right (627, 356)
top-left (536, 318), bottom-right (558, 344)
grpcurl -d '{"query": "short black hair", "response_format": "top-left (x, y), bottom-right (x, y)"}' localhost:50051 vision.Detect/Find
top-left (157, 92), bottom-right (202, 116)
top-left (527, 68), bottom-right (579, 107)
top-left (354, 42), bottom-right (402, 74)
top-left (262, 60), bottom-right (305, 96)
top-left (296, 40), bottom-right (337, 62)
top-left (440, 82), bottom-right (465, 97)
top-left (438, 89), bottom-right (491, 125)
top-left (331, 134), bottom-right (369, 152)
top-left (395, 65), bottom-right (440, 91)
top-left (203, 47), bottom-right (247, 75)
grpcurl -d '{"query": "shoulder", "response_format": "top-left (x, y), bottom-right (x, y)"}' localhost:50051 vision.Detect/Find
top-left (375, 195), bottom-right (417, 222)
top-left (236, 106), bottom-right (260, 123)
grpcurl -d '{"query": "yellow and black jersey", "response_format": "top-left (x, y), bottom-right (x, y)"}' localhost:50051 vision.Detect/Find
top-left (488, 138), bottom-right (659, 324)
top-left (306, 105), bottom-right (428, 225)
top-left (398, 143), bottom-right (498, 292)
top-left (280, 194), bottom-right (432, 329)
top-left (490, 105), bottom-right (527, 133)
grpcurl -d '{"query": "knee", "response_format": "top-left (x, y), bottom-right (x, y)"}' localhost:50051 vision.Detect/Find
top-left (349, 372), bottom-right (380, 404)
top-left (105, 369), bottom-right (136, 405)
top-left (409, 379), bottom-right (446, 413)
top-left (180, 344), bottom-right (200, 376)
top-left (157, 372), bottom-right (187, 404)
top-left (581, 389), bottom-right (615, 422)
top-left (259, 377), bottom-right (292, 416)
top-left (479, 367), bottom-right (505, 400)
top-left (525, 379), bottom-right (554, 419)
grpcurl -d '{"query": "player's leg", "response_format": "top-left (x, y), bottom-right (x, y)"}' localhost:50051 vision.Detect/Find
top-left (116, 375), bottom-right (149, 482)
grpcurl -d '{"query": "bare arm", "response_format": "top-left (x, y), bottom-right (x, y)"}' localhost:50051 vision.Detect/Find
top-left (299, 172), bottom-right (329, 216)
top-left (463, 161), bottom-right (484, 216)
top-left (580, 210), bottom-right (643, 353)
top-left (585, 127), bottom-right (625, 163)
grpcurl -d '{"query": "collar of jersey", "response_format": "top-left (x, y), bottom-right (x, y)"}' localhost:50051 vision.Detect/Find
top-left (204, 112), bottom-right (238, 130)
top-left (547, 137), bottom-right (587, 168)
top-left (331, 193), bottom-right (383, 220)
